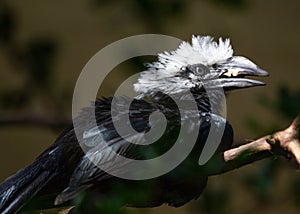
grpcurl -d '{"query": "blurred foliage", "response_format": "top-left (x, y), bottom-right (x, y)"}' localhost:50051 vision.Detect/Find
top-left (243, 159), bottom-right (281, 203)
top-left (0, 89), bottom-right (29, 109)
top-left (291, 174), bottom-right (300, 205)
top-left (0, 2), bottom-right (58, 111)
top-left (261, 86), bottom-right (300, 120)
top-left (0, 4), bottom-right (15, 42)
top-left (90, 0), bottom-right (187, 31)
top-left (91, 0), bottom-right (247, 9)
top-left (133, 0), bottom-right (186, 30)
top-left (192, 187), bottom-right (230, 214)
top-left (22, 38), bottom-right (57, 88)
top-left (211, 0), bottom-right (247, 8)
top-left (246, 86), bottom-right (300, 135)
top-left (90, 0), bottom-right (247, 31)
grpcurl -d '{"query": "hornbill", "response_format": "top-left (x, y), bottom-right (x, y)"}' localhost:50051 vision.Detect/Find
top-left (0, 35), bottom-right (268, 213)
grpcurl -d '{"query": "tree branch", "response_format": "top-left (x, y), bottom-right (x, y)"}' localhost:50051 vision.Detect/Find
top-left (209, 115), bottom-right (300, 175)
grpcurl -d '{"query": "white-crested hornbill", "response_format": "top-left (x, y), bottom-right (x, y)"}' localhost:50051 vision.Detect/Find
top-left (0, 35), bottom-right (268, 213)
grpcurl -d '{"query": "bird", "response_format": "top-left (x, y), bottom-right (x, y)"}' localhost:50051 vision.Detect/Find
top-left (0, 35), bottom-right (268, 213)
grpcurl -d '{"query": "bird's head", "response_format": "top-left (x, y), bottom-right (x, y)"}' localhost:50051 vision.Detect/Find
top-left (134, 35), bottom-right (268, 97)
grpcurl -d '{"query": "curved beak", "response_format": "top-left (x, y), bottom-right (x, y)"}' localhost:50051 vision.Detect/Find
top-left (205, 56), bottom-right (269, 90)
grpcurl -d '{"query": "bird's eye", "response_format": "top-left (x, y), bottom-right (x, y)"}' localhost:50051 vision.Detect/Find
top-left (186, 63), bottom-right (209, 76)
top-left (195, 67), bottom-right (205, 75)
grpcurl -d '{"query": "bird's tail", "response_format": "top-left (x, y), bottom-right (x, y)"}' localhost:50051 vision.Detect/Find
top-left (0, 158), bottom-right (57, 214)
top-left (0, 126), bottom-right (83, 214)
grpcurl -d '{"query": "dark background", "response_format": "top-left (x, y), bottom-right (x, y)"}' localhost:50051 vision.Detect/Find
top-left (0, 0), bottom-right (299, 213)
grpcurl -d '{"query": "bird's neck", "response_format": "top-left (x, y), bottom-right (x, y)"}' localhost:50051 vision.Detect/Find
top-left (192, 89), bottom-right (226, 116)
top-left (140, 89), bottom-right (226, 117)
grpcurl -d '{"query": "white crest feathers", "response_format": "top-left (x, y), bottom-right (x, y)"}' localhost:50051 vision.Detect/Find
top-left (134, 35), bottom-right (233, 95)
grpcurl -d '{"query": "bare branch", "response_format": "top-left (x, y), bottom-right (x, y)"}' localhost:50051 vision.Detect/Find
top-left (208, 115), bottom-right (300, 175)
